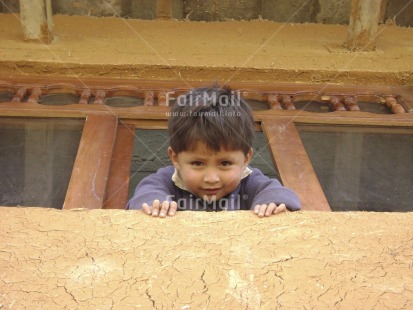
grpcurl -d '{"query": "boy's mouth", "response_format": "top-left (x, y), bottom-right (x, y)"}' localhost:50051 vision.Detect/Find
top-left (203, 188), bottom-right (221, 195)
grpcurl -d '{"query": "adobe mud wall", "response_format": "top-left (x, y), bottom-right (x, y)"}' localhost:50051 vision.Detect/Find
top-left (1, 207), bottom-right (412, 308)
top-left (1, 14), bottom-right (413, 86)
top-left (1, 0), bottom-right (413, 26)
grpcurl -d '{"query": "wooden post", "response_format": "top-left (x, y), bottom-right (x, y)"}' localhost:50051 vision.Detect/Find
top-left (19, 0), bottom-right (53, 43)
top-left (379, 0), bottom-right (389, 24)
top-left (262, 119), bottom-right (331, 211)
top-left (63, 114), bottom-right (117, 210)
top-left (103, 123), bottom-right (135, 209)
top-left (157, 0), bottom-right (172, 19)
top-left (346, 0), bottom-right (383, 51)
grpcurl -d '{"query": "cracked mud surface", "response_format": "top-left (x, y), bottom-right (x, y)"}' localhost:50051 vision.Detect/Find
top-left (1, 207), bottom-right (412, 309)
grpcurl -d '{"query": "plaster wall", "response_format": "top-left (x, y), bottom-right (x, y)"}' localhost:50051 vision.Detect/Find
top-left (1, 0), bottom-right (413, 26)
top-left (1, 207), bottom-right (412, 309)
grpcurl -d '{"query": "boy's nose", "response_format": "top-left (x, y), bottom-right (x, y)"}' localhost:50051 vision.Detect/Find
top-left (203, 169), bottom-right (220, 183)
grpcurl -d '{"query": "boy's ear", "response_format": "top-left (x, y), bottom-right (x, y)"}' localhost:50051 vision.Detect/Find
top-left (168, 147), bottom-right (179, 169)
top-left (244, 148), bottom-right (253, 167)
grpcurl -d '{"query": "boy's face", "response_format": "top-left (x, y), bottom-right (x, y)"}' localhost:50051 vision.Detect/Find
top-left (169, 142), bottom-right (253, 202)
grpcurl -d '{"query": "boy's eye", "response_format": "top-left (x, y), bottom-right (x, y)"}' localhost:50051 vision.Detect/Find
top-left (221, 161), bottom-right (232, 167)
top-left (191, 161), bottom-right (203, 166)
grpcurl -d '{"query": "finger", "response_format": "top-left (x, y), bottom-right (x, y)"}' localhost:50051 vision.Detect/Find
top-left (273, 203), bottom-right (287, 215)
top-left (253, 205), bottom-right (260, 214)
top-left (142, 203), bottom-right (152, 215)
top-left (265, 203), bottom-right (277, 216)
top-left (151, 199), bottom-right (160, 217)
top-left (159, 200), bottom-right (170, 218)
top-left (168, 201), bottom-right (178, 216)
top-left (256, 204), bottom-right (267, 218)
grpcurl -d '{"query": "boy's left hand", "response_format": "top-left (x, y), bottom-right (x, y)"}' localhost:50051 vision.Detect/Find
top-left (254, 203), bottom-right (287, 217)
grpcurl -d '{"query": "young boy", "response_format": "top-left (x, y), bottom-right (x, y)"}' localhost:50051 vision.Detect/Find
top-left (126, 86), bottom-right (301, 217)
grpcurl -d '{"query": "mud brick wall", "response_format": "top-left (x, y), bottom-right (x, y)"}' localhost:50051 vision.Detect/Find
top-left (1, 207), bottom-right (412, 308)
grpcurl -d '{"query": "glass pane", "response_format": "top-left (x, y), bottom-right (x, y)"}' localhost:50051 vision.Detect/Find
top-left (294, 100), bottom-right (330, 113)
top-left (129, 129), bottom-right (171, 198)
top-left (39, 93), bottom-right (80, 105)
top-left (294, 100), bottom-right (391, 114)
top-left (251, 132), bottom-right (280, 180)
top-left (104, 96), bottom-right (144, 107)
top-left (0, 91), bottom-right (14, 102)
top-left (0, 118), bottom-right (83, 208)
top-left (245, 99), bottom-right (269, 111)
top-left (297, 124), bottom-right (413, 212)
top-left (129, 130), bottom-right (279, 198)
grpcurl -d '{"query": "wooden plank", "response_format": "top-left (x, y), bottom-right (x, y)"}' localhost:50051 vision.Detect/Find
top-left (0, 102), bottom-right (172, 120)
top-left (290, 124), bottom-right (413, 135)
top-left (262, 119), bottom-right (331, 211)
top-left (103, 123), bottom-right (135, 209)
top-left (254, 110), bottom-right (413, 127)
top-left (347, 0), bottom-right (383, 51)
top-left (2, 102), bottom-right (413, 127)
top-left (63, 114), bottom-right (117, 210)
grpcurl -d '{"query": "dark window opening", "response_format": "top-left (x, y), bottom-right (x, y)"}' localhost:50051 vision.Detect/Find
top-left (104, 96), bottom-right (145, 107)
top-left (39, 93), bottom-right (80, 105)
top-left (297, 124), bottom-right (413, 212)
top-left (0, 91), bottom-right (14, 103)
top-left (0, 118), bottom-right (83, 208)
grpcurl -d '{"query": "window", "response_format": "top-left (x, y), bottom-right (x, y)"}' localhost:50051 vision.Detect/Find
top-left (1, 77), bottom-right (412, 211)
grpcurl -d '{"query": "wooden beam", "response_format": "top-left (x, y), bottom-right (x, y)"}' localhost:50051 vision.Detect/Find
top-left (262, 119), bottom-right (331, 211)
top-left (347, 0), bottom-right (383, 51)
top-left (103, 123), bottom-right (135, 209)
top-left (19, 0), bottom-right (53, 43)
top-left (2, 101), bottom-right (413, 128)
top-left (63, 114), bottom-right (117, 210)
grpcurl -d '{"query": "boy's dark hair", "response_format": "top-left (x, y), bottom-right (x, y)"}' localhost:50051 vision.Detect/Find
top-left (168, 86), bottom-right (255, 155)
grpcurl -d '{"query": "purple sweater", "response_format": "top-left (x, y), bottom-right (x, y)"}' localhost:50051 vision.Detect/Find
top-left (126, 166), bottom-right (301, 211)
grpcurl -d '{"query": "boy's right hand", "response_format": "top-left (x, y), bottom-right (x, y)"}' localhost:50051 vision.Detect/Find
top-left (142, 199), bottom-right (177, 217)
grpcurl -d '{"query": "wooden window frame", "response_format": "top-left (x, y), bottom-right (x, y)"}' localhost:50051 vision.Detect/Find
top-left (1, 77), bottom-right (412, 211)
